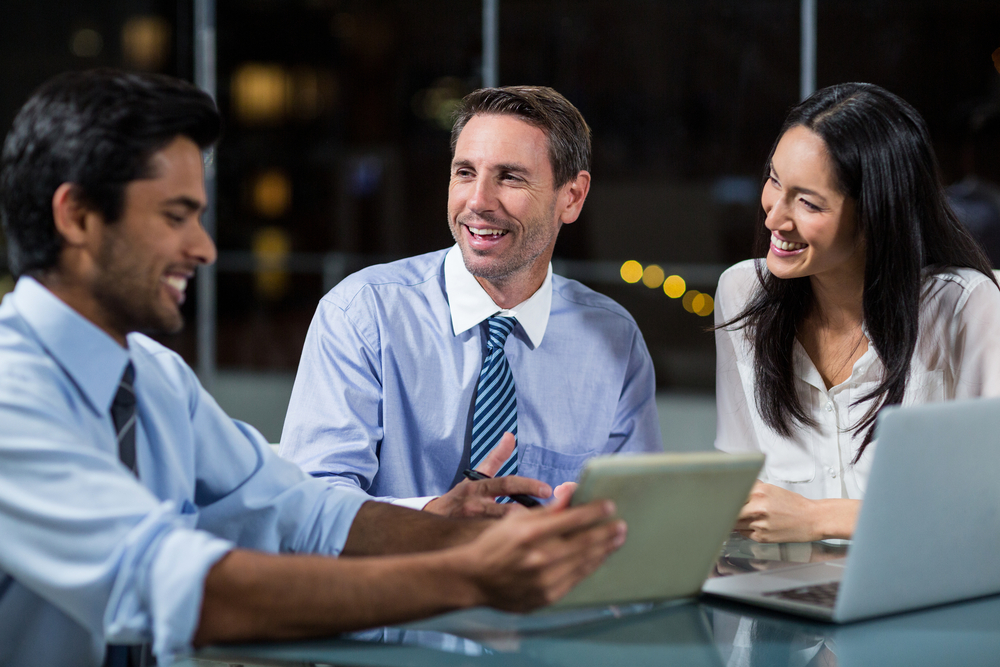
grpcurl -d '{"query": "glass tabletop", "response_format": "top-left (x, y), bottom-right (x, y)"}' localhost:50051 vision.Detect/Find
top-left (190, 534), bottom-right (1000, 667)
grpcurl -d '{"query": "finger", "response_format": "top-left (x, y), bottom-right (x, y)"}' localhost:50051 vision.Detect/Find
top-left (469, 474), bottom-right (551, 500)
top-left (475, 432), bottom-right (517, 477)
top-left (552, 481), bottom-right (577, 502)
top-left (513, 500), bottom-right (617, 545)
top-left (540, 523), bottom-right (625, 602)
top-left (459, 498), bottom-right (514, 518)
top-left (521, 517), bottom-right (625, 570)
top-left (547, 488), bottom-right (573, 512)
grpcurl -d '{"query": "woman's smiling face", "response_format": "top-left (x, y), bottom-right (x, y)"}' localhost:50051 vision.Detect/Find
top-left (763, 125), bottom-right (863, 284)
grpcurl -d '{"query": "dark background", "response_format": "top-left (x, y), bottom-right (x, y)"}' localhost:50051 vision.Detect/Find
top-left (2, 0), bottom-right (998, 392)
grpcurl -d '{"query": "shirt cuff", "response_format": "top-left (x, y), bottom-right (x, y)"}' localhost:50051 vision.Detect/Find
top-left (147, 529), bottom-right (234, 663)
top-left (390, 496), bottom-right (438, 511)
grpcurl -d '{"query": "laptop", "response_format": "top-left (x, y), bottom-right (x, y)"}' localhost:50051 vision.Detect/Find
top-left (702, 397), bottom-right (1000, 622)
top-left (551, 451), bottom-right (764, 608)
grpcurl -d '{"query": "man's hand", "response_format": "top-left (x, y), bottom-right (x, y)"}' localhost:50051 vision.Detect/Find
top-left (424, 433), bottom-right (551, 517)
top-left (454, 492), bottom-right (626, 611)
top-left (736, 482), bottom-right (860, 543)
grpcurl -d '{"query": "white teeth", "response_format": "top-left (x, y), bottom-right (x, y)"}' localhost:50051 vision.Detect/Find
top-left (163, 275), bottom-right (188, 293)
top-left (771, 233), bottom-right (807, 251)
top-left (468, 227), bottom-right (507, 237)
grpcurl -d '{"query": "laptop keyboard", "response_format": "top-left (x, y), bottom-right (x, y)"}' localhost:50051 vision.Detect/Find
top-left (763, 581), bottom-right (840, 608)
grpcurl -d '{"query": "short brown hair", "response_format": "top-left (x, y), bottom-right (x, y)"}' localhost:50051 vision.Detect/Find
top-left (450, 86), bottom-right (591, 188)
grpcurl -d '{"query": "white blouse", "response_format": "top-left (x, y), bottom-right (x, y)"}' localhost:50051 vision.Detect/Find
top-left (714, 259), bottom-right (1000, 500)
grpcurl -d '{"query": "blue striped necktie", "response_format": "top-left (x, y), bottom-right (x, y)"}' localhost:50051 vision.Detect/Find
top-left (470, 316), bottom-right (518, 477)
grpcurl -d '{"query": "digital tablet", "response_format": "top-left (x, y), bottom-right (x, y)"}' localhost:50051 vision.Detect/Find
top-left (551, 451), bottom-right (763, 608)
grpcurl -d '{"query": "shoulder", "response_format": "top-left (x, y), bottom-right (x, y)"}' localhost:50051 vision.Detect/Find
top-left (922, 267), bottom-right (1000, 311)
top-left (0, 305), bottom-right (64, 397)
top-left (0, 305), bottom-right (91, 422)
top-left (718, 259), bottom-right (761, 293)
top-left (551, 274), bottom-right (638, 329)
top-left (128, 334), bottom-right (202, 401)
top-left (716, 259), bottom-right (764, 311)
top-left (320, 249), bottom-right (447, 313)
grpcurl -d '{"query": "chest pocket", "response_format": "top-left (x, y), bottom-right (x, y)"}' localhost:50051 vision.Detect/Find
top-left (518, 445), bottom-right (595, 486)
top-left (760, 436), bottom-right (817, 484)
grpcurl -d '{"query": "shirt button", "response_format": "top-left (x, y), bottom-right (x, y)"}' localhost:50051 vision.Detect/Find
top-left (825, 402), bottom-right (834, 412)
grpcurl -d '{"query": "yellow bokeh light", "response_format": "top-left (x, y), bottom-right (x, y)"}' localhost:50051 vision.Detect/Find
top-left (122, 16), bottom-right (171, 71)
top-left (232, 63), bottom-right (288, 125)
top-left (696, 293), bottom-right (715, 317)
top-left (252, 170), bottom-right (292, 218)
top-left (252, 226), bottom-right (291, 300)
top-left (663, 275), bottom-right (686, 298)
top-left (642, 264), bottom-right (665, 288)
top-left (682, 290), bottom-right (700, 313)
top-left (620, 260), bottom-right (643, 283)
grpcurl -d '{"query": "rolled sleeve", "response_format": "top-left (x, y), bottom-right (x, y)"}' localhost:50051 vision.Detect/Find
top-left (0, 401), bottom-right (232, 664)
top-left (145, 528), bottom-right (232, 662)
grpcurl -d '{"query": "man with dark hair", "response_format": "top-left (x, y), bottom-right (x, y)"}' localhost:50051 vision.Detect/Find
top-left (0, 70), bottom-right (625, 667)
top-left (281, 86), bottom-right (661, 516)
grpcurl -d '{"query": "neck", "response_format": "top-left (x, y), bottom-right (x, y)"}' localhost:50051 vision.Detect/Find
top-left (807, 268), bottom-right (865, 331)
top-left (35, 270), bottom-right (129, 348)
top-left (475, 262), bottom-right (548, 310)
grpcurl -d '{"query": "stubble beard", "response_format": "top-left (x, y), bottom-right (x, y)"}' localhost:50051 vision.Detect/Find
top-left (450, 203), bottom-right (558, 285)
top-left (92, 229), bottom-right (184, 337)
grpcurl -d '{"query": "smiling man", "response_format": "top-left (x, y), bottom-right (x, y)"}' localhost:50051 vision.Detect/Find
top-left (0, 71), bottom-right (626, 666)
top-left (281, 86), bottom-right (662, 515)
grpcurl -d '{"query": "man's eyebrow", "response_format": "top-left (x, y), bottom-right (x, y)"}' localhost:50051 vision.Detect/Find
top-left (450, 159), bottom-right (531, 176)
top-left (161, 196), bottom-right (204, 211)
top-left (494, 162), bottom-right (530, 175)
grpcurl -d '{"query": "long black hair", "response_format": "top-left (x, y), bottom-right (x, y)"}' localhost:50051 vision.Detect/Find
top-left (723, 83), bottom-right (995, 461)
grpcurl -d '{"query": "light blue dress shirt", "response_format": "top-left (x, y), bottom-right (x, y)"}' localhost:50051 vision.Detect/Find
top-left (0, 277), bottom-right (369, 667)
top-left (280, 246), bottom-right (663, 504)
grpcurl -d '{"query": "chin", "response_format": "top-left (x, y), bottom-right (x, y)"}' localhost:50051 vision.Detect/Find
top-left (765, 255), bottom-right (803, 281)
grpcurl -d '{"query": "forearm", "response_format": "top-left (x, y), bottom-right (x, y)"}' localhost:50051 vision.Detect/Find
top-left (813, 498), bottom-right (861, 540)
top-left (342, 500), bottom-right (489, 556)
top-left (194, 547), bottom-right (478, 646)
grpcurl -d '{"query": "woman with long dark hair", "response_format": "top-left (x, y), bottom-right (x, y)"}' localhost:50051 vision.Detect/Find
top-left (715, 83), bottom-right (1000, 543)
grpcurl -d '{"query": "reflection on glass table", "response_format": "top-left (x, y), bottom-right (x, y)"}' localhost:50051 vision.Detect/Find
top-left (189, 534), bottom-right (1000, 667)
top-left (712, 531), bottom-right (850, 577)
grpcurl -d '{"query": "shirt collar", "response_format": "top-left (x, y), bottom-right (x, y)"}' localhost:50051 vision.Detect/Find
top-left (444, 244), bottom-right (552, 348)
top-left (11, 276), bottom-right (130, 415)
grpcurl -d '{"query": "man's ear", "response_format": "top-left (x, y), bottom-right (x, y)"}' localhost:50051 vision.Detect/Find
top-left (51, 183), bottom-right (101, 246)
top-left (556, 170), bottom-right (591, 225)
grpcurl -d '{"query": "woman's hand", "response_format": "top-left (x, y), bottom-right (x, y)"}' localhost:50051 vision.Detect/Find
top-left (736, 482), bottom-right (860, 543)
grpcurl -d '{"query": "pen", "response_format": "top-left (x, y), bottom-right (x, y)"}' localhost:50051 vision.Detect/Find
top-left (462, 469), bottom-right (542, 507)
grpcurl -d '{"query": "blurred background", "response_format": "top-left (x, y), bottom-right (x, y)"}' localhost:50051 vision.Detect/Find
top-left (1, 0), bottom-right (998, 447)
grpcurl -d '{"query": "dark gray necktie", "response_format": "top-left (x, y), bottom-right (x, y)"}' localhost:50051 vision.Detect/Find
top-left (105, 363), bottom-right (152, 666)
top-left (111, 363), bottom-right (138, 477)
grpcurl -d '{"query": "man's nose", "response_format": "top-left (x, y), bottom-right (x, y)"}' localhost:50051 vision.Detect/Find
top-left (188, 218), bottom-right (217, 265)
top-left (467, 175), bottom-right (498, 213)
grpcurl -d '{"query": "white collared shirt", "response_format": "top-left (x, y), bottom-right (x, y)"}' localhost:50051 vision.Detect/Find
top-left (444, 244), bottom-right (552, 346)
top-left (714, 259), bottom-right (1000, 500)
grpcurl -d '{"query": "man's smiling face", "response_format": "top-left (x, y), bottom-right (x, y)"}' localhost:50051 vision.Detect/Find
top-left (89, 135), bottom-right (216, 341)
top-left (447, 113), bottom-right (564, 288)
